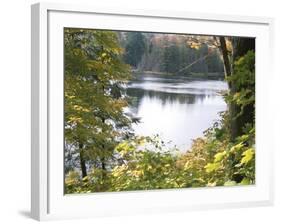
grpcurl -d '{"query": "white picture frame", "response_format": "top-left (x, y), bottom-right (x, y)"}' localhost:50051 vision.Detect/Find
top-left (31, 2), bottom-right (274, 221)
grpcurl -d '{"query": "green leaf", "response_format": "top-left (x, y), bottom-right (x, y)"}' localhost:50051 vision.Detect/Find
top-left (224, 180), bottom-right (237, 186)
top-left (240, 178), bottom-right (251, 185)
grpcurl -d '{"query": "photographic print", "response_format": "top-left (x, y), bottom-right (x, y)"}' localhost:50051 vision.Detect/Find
top-left (64, 28), bottom-right (255, 194)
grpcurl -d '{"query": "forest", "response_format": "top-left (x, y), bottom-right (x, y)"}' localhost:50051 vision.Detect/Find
top-left (64, 28), bottom-right (255, 193)
top-left (121, 32), bottom-right (224, 78)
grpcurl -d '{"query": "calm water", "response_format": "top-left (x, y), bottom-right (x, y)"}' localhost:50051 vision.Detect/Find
top-left (126, 75), bottom-right (228, 152)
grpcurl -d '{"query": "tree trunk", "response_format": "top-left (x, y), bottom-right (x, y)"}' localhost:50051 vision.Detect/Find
top-left (218, 37), bottom-right (238, 141)
top-left (219, 36), bottom-right (255, 141)
top-left (219, 37), bottom-right (231, 79)
top-left (233, 38), bottom-right (255, 60)
top-left (100, 114), bottom-right (107, 184)
top-left (231, 37), bottom-right (255, 140)
top-left (101, 159), bottom-right (106, 170)
top-left (79, 142), bottom-right (87, 178)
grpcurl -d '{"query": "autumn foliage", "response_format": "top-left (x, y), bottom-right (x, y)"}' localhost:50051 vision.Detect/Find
top-left (64, 28), bottom-right (255, 194)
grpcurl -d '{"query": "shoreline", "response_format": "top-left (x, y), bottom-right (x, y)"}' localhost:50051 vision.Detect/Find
top-left (131, 70), bottom-right (225, 81)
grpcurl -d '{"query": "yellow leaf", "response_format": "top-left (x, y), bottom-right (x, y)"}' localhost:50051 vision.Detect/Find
top-left (205, 162), bottom-right (220, 173)
top-left (230, 142), bottom-right (244, 153)
top-left (207, 182), bottom-right (216, 187)
top-left (214, 151), bottom-right (226, 162)
top-left (240, 148), bottom-right (254, 164)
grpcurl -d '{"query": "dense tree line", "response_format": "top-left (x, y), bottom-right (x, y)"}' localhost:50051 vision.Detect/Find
top-left (122, 32), bottom-right (224, 76)
top-left (123, 32), bottom-right (146, 67)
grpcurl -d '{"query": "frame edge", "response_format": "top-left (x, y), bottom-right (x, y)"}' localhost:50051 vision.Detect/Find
top-left (31, 2), bottom-right (49, 221)
top-left (31, 3), bottom-right (40, 220)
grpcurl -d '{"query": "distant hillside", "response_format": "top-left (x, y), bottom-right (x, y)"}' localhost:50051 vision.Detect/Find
top-left (118, 32), bottom-right (224, 78)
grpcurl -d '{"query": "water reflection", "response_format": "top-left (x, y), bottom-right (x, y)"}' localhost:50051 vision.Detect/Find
top-left (126, 75), bottom-right (228, 152)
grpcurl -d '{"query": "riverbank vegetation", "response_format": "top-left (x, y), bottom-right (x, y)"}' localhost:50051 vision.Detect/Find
top-left (64, 28), bottom-right (255, 194)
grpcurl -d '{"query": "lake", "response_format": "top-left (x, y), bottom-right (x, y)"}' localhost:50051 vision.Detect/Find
top-left (126, 74), bottom-right (228, 152)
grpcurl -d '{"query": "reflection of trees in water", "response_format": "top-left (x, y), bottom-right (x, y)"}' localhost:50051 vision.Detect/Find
top-left (129, 76), bottom-right (186, 85)
top-left (126, 87), bottom-right (210, 111)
